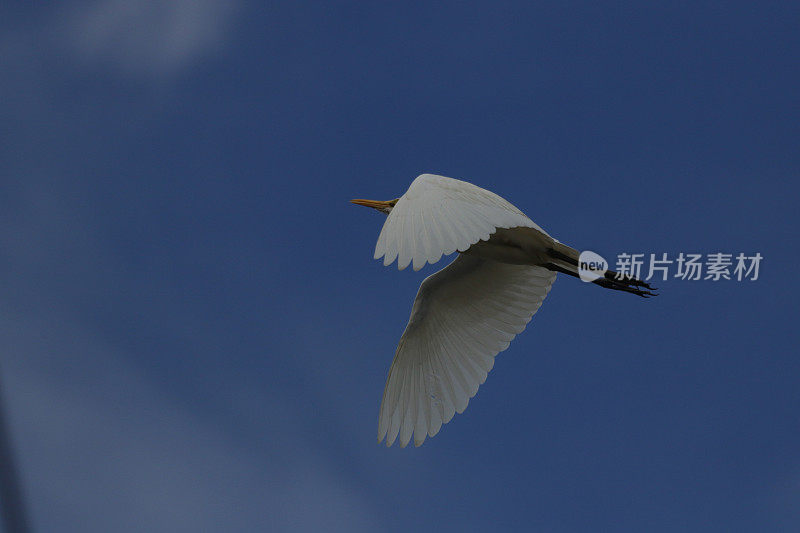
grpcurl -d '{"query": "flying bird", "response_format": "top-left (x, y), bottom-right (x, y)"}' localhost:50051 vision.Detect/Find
top-left (352, 174), bottom-right (655, 448)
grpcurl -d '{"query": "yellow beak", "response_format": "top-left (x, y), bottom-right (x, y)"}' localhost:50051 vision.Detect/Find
top-left (350, 198), bottom-right (394, 210)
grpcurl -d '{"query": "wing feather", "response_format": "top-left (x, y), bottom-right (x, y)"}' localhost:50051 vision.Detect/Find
top-left (436, 324), bottom-right (468, 417)
top-left (435, 202), bottom-right (461, 255)
top-left (376, 174), bottom-right (549, 271)
top-left (425, 208), bottom-right (448, 264)
top-left (377, 254), bottom-right (556, 447)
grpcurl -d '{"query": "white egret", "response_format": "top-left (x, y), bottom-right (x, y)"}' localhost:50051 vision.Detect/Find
top-left (352, 174), bottom-right (655, 447)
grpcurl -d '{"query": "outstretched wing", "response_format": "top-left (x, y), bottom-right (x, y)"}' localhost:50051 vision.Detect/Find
top-left (378, 254), bottom-right (557, 447)
top-left (374, 174), bottom-right (549, 271)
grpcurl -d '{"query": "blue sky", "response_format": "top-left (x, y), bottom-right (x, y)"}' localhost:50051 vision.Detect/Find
top-left (1, 2), bottom-right (799, 531)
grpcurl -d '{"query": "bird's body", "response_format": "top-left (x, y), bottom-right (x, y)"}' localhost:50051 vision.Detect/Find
top-left (352, 174), bottom-right (654, 448)
top-left (463, 226), bottom-right (556, 266)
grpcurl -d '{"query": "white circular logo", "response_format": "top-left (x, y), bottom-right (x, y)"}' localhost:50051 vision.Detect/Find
top-left (578, 250), bottom-right (608, 282)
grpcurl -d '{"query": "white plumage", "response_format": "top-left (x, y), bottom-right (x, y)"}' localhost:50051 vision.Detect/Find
top-left (379, 254), bottom-right (555, 447)
top-left (374, 174), bottom-right (550, 271)
top-left (352, 173), bottom-right (654, 448)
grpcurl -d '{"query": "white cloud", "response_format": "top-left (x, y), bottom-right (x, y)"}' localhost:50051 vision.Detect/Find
top-left (0, 177), bottom-right (382, 532)
top-left (0, 7), bottom-right (387, 526)
top-left (1, 305), bottom-right (381, 532)
top-left (1, 0), bottom-right (239, 80)
top-left (62, 0), bottom-right (239, 77)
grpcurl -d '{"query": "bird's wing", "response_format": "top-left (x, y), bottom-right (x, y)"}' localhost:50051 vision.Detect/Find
top-left (375, 174), bottom-right (550, 271)
top-left (378, 254), bottom-right (556, 447)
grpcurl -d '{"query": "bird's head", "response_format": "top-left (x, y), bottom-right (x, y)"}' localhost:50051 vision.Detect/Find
top-left (350, 197), bottom-right (399, 215)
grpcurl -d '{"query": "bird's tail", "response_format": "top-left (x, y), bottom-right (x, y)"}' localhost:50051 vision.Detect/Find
top-left (544, 242), bottom-right (657, 298)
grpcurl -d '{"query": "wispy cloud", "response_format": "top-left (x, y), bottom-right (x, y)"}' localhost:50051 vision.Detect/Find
top-left (2, 0), bottom-right (239, 80)
top-left (0, 176), bottom-right (382, 532)
top-left (61, 0), bottom-right (239, 77)
top-left (0, 6), bottom-right (383, 529)
top-left (1, 295), bottom-right (381, 532)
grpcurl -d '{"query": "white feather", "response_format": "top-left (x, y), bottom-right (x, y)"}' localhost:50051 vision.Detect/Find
top-left (375, 174), bottom-right (549, 271)
top-left (377, 254), bottom-right (556, 447)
